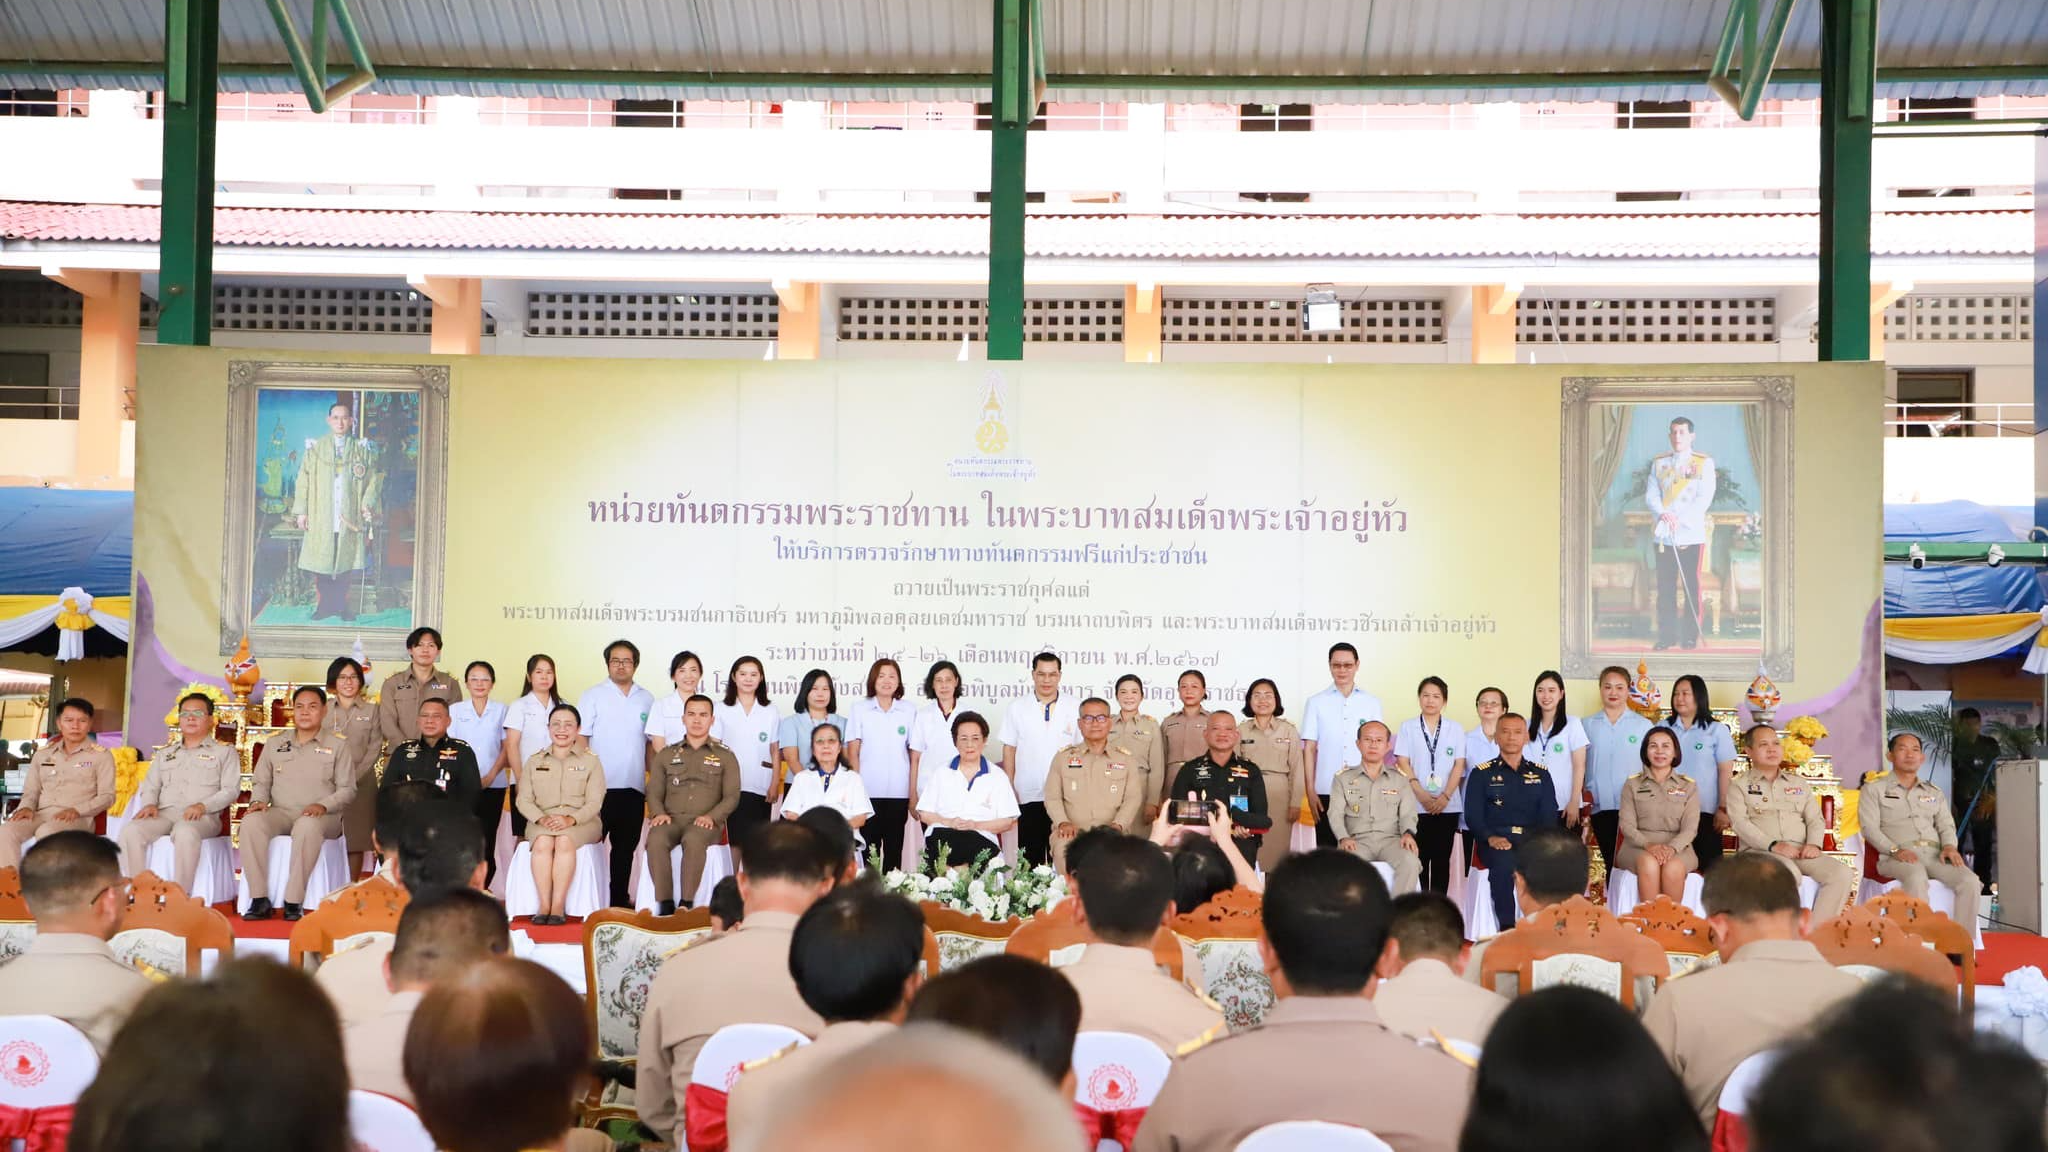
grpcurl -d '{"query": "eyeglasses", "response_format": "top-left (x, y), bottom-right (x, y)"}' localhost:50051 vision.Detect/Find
top-left (607, 657), bottom-right (637, 666)
top-left (1078, 713), bottom-right (1111, 723)
top-left (178, 710), bottom-right (210, 719)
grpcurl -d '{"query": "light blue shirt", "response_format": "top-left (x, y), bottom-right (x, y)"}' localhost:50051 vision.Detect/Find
top-left (1582, 709), bottom-right (1655, 812)
top-left (778, 711), bottom-right (844, 768)
top-left (578, 681), bottom-right (656, 792)
top-left (449, 698), bottom-right (508, 786)
top-left (1670, 718), bottom-right (1737, 812)
top-left (1299, 684), bottom-right (1384, 794)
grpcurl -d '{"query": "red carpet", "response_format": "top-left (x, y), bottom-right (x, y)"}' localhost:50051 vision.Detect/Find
top-left (217, 905), bottom-right (588, 945)
top-left (1974, 931), bottom-right (2048, 985)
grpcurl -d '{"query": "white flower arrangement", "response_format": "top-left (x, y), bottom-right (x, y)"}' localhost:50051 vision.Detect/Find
top-left (870, 841), bottom-right (1068, 921)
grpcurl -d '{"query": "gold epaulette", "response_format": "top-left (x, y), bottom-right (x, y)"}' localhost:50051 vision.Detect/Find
top-left (1194, 989), bottom-right (1225, 1014)
top-left (1430, 1029), bottom-right (1478, 1069)
top-left (741, 1039), bottom-right (803, 1073)
top-left (1176, 1023), bottom-right (1225, 1058)
top-left (131, 958), bottom-right (172, 983)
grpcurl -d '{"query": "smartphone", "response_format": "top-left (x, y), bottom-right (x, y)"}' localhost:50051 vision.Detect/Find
top-left (1169, 799), bottom-right (1211, 826)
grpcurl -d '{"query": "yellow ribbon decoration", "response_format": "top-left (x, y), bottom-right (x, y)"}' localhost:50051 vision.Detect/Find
top-left (1882, 612), bottom-right (2042, 643)
top-left (53, 597), bottom-right (93, 632)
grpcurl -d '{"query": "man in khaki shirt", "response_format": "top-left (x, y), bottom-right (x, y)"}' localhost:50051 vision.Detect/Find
top-left (1862, 733), bottom-right (1983, 930)
top-left (645, 695), bottom-right (740, 914)
top-left (1373, 892), bottom-right (1505, 1048)
top-left (1726, 726), bottom-right (1854, 920)
top-left (0, 698), bottom-right (115, 868)
top-left (1328, 721), bottom-right (1422, 896)
top-left (240, 686), bottom-right (356, 919)
top-left (0, 832), bottom-right (149, 1053)
top-left (118, 693), bottom-right (242, 891)
top-left (1133, 851), bottom-right (1470, 1152)
top-left (1044, 698), bottom-right (1145, 872)
top-left (1642, 850), bottom-right (1863, 1125)
top-left (728, 884), bottom-right (924, 1145)
top-left (639, 823), bottom-right (837, 1148)
top-left (343, 888), bottom-right (510, 1102)
top-left (377, 626), bottom-right (459, 747)
top-left (1063, 834), bottom-right (1224, 1055)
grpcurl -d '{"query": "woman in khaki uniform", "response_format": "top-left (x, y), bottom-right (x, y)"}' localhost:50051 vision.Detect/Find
top-left (1110, 675), bottom-right (1167, 814)
top-left (516, 703), bottom-right (605, 925)
top-left (1615, 727), bottom-right (1699, 903)
top-left (1236, 678), bottom-right (1304, 873)
top-left (323, 657), bottom-right (384, 857)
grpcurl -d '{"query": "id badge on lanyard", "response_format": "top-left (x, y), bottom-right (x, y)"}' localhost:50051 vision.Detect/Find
top-left (1420, 719), bottom-right (1443, 794)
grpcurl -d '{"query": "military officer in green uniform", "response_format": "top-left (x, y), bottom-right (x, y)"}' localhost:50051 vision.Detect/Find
top-left (646, 695), bottom-right (740, 914)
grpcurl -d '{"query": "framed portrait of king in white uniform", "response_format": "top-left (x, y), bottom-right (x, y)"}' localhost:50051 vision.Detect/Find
top-left (1560, 375), bottom-right (1792, 681)
top-left (218, 361), bottom-right (449, 659)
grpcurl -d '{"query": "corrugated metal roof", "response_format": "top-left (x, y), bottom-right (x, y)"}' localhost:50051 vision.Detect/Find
top-left (0, 200), bottom-right (2027, 260)
top-left (1, 0), bottom-right (2043, 102)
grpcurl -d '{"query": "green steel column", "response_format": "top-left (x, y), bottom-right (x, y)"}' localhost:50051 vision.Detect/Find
top-left (1817, 0), bottom-right (1875, 361)
top-left (159, 0), bottom-right (219, 346)
top-left (987, 0), bottom-right (1032, 360)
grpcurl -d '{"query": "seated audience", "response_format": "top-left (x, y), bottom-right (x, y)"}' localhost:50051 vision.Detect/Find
top-left (1641, 849), bottom-right (1863, 1126)
top-left (321, 781), bottom-right (439, 905)
top-left (639, 823), bottom-right (837, 1147)
top-left (728, 885), bottom-right (926, 1141)
top-left (1327, 720), bottom-right (1422, 895)
top-left (1464, 828), bottom-right (1588, 993)
top-left (69, 959), bottom-right (348, 1152)
top-left (1132, 850), bottom-right (1470, 1152)
top-left (1373, 891), bottom-right (1505, 1048)
top-left (1064, 833), bottom-right (1223, 1054)
top-left (516, 702), bottom-right (606, 926)
top-left (707, 875), bottom-right (744, 931)
top-left (739, 1027), bottom-right (1086, 1152)
top-left (1063, 824), bottom-right (1123, 881)
top-left (1459, 986), bottom-right (1705, 1152)
top-left (796, 804), bottom-right (862, 886)
top-left (1167, 834), bottom-right (1237, 916)
top-left (0, 831), bottom-right (148, 1053)
top-left (116, 691), bottom-right (239, 894)
top-left (0, 698), bottom-right (114, 869)
top-left (912, 711), bottom-right (1019, 868)
top-left (343, 888), bottom-right (511, 1104)
top-left (240, 686), bottom-right (357, 920)
top-left (1151, 800), bottom-right (1263, 892)
top-left (780, 722), bottom-right (874, 842)
top-left (405, 958), bottom-right (596, 1152)
top-left (906, 954), bottom-right (1081, 1093)
top-left (1748, 979), bottom-right (2047, 1152)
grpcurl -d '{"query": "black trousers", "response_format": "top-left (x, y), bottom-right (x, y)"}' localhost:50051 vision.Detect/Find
top-left (1315, 795), bottom-right (1337, 847)
top-left (924, 826), bottom-right (994, 868)
top-left (1415, 813), bottom-right (1460, 894)
top-left (1017, 802), bottom-right (1052, 868)
top-left (472, 788), bottom-right (509, 886)
top-left (600, 788), bottom-right (646, 908)
top-left (1962, 815), bottom-right (1997, 889)
top-left (1691, 819), bottom-right (1726, 874)
top-left (727, 791), bottom-right (771, 862)
top-left (868, 797), bottom-right (910, 872)
top-left (1655, 543), bottom-right (1706, 647)
top-left (1589, 810), bottom-right (1622, 872)
top-left (1477, 839), bottom-right (1522, 925)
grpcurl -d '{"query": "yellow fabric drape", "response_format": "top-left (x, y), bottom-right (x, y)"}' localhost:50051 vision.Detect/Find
top-left (1882, 613), bottom-right (2042, 643)
top-left (0, 594), bottom-right (130, 620)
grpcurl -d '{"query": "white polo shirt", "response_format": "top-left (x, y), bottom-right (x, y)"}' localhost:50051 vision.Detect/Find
top-left (502, 692), bottom-right (558, 773)
top-left (915, 757), bottom-right (1022, 846)
top-left (1525, 715), bottom-right (1591, 811)
top-left (576, 681), bottom-right (656, 792)
top-left (909, 699), bottom-right (1002, 761)
top-left (780, 767), bottom-right (876, 842)
top-left (1395, 715), bottom-right (1468, 815)
top-left (998, 694), bottom-right (1081, 804)
top-left (448, 699), bottom-right (508, 785)
top-left (713, 699), bottom-right (783, 796)
top-left (847, 697), bottom-right (915, 800)
top-left (643, 692), bottom-right (691, 749)
top-left (1299, 684), bottom-right (1385, 794)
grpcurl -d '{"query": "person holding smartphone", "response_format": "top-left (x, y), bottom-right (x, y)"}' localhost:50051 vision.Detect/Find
top-left (1166, 712), bottom-right (1272, 851)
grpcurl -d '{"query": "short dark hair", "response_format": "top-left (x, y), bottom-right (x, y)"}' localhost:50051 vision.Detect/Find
top-left (1388, 891), bottom-right (1466, 962)
top-left (668, 650), bottom-right (703, 680)
top-left (1178, 668), bottom-right (1207, 692)
top-left (707, 876), bottom-right (743, 927)
top-left (1641, 726), bottom-right (1684, 769)
top-left (1888, 731), bottom-right (1923, 753)
top-left (1263, 851), bottom-right (1392, 995)
top-left (396, 801), bottom-right (486, 898)
top-left (55, 696), bottom-right (93, 720)
top-left (906, 955), bottom-right (1079, 1086)
top-left (21, 830), bottom-right (121, 916)
top-left (1701, 850), bottom-right (1802, 918)
top-left (1958, 707), bottom-right (1983, 722)
top-left (405, 959), bottom-right (592, 1152)
top-left (177, 692), bottom-right (215, 717)
top-left (724, 656), bottom-right (769, 707)
top-left (1115, 674), bottom-right (1144, 695)
top-left (795, 804), bottom-right (858, 873)
top-left (1328, 642), bottom-right (1358, 661)
top-left (548, 702), bottom-right (582, 728)
top-left (325, 656), bottom-right (366, 690)
top-left (922, 660), bottom-right (962, 701)
top-left (293, 684), bottom-right (327, 706)
top-left (70, 959), bottom-right (348, 1152)
top-left (418, 697), bottom-right (450, 716)
top-left (406, 626), bottom-right (443, 650)
top-left (1031, 652), bottom-right (1061, 671)
top-left (463, 660), bottom-right (495, 684)
top-left (1072, 835), bottom-right (1174, 945)
top-left (950, 710), bottom-right (989, 741)
top-left (1670, 416), bottom-right (1695, 432)
top-left (1499, 711), bottom-right (1528, 729)
top-left (1240, 677), bottom-right (1286, 718)
top-left (865, 658), bottom-right (905, 701)
top-left (738, 822), bottom-right (837, 887)
top-left (1460, 986), bottom-right (1706, 1152)
top-left (1514, 829), bottom-right (1589, 906)
top-left (1743, 723), bottom-right (1777, 748)
top-left (1356, 719), bottom-right (1391, 742)
top-left (328, 400), bottom-right (351, 416)
top-left (1750, 979), bottom-right (2046, 1152)
top-left (1063, 825), bottom-right (1123, 882)
top-left (1078, 696), bottom-right (1111, 714)
top-left (390, 888), bottom-right (511, 986)
top-left (795, 668), bottom-right (838, 715)
top-left (789, 886), bottom-right (925, 1022)
top-left (1169, 835), bottom-right (1234, 916)
top-left (603, 638), bottom-right (640, 667)
top-left (1417, 676), bottom-right (1450, 700)
top-left (375, 782), bottom-right (442, 852)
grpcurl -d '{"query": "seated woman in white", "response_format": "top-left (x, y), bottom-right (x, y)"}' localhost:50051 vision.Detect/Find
top-left (779, 722), bottom-right (874, 846)
top-left (912, 711), bottom-right (1019, 869)
top-left (515, 703), bottom-right (605, 926)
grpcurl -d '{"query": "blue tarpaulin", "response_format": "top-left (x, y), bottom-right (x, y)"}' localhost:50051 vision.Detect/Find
top-left (0, 489), bottom-right (132, 597)
top-left (1884, 500), bottom-right (2045, 618)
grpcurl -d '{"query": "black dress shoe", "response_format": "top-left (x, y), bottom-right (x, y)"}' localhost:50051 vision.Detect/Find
top-left (244, 898), bottom-right (274, 920)
top-left (657, 900), bottom-right (676, 917)
top-left (282, 903), bottom-right (304, 921)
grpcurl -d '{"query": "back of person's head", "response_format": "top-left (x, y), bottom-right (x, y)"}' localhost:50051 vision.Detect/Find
top-left (1168, 835), bottom-right (1234, 916)
top-left (1261, 850), bottom-right (1392, 996)
top-left (405, 958), bottom-right (593, 1152)
top-left (396, 800), bottom-right (487, 897)
top-left (905, 954), bottom-right (1080, 1088)
top-left (796, 805), bottom-right (859, 879)
top-left (1461, 986), bottom-right (1705, 1152)
top-left (375, 781), bottom-right (441, 856)
top-left (390, 888), bottom-right (512, 988)
top-left (1702, 850), bottom-right (1802, 920)
top-left (789, 885), bottom-right (925, 1023)
top-left (742, 1026), bottom-right (1086, 1152)
top-left (1387, 891), bottom-right (1467, 966)
top-left (1750, 979), bottom-right (2046, 1152)
top-left (1072, 834), bottom-right (1173, 945)
top-left (70, 959), bottom-right (348, 1152)
top-left (739, 822), bottom-right (838, 888)
top-left (20, 830), bottom-right (122, 923)
top-left (707, 876), bottom-right (744, 929)
top-left (1062, 825), bottom-right (1121, 879)
top-left (1514, 829), bottom-right (1589, 907)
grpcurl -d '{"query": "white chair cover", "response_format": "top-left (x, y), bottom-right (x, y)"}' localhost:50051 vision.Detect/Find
top-left (109, 926), bottom-right (191, 977)
top-left (1716, 1049), bottom-right (1777, 1118)
top-left (235, 835), bottom-right (351, 913)
top-left (1838, 963), bottom-right (1888, 983)
top-left (142, 834), bottom-right (238, 905)
top-left (1605, 870), bottom-right (1706, 918)
top-left (1795, 875), bottom-right (1819, 910)
top-left (1073, 1030), bottom-right (1172, 1152)
top-left (691, 1023), bottom-right (811, 1093)
top-left (0, 1015), bottom-right (98, 1108)
top-left (1528, 953), bottom-right (1625, 1000)
top-left (348, 1089), bottom-right (437, 1152)
top-left (1460, 868), bottom-right (1521, 940)
top-left (1235, 1120), bottom-right (1397, 1152)
top-left (1369, 861), bottom-right (1395, 890)
top-left (631, 844), bottom-right (735, 912)
top-left (1856, 876), bottom-right (1985, 948)
top-left (503, 841), bottom-right (610, 919)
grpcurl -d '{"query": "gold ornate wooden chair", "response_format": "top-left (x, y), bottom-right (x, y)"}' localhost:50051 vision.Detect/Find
top-left (0, 865), bottom-right (32, 962)
top-left (1809, 905), bottom-right (1959, 996)
top-left (113, 871), bottom-right (235, 976)
top-left (922, 903), bottom-right (1026, 972)
top-left (1170, 886), bottom-right (1268, 1031)
top-left (1481, 895), bottom-right (1669, 1008)
top-left (1619, 894), bottom-right (1720, 979)
top-left (1856, 894), bottom-right (1973, 1007)
top-left (580, 906), bottom-right (717, 1128)
top-left (1005, 908), bottom-right (1183, 980)
top-left (288, 873), bottom-right (407, 969)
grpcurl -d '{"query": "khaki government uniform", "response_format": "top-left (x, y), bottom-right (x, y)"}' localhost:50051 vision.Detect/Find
top-left (1727, 768), bottom-right (1854, 919)
top-left (1109, 714), bottom-right (1168, 807)
top-left (727, 1020), bottom-right (896, 1146)
top-left (1066, 942), bottom-right (1224, 1055)
top-left (516, 746), bottom-right (607, 848)
top-left (1372, 957), bottom-right (1505, 1048)
top-left (343, 987), bottom-right (423, 1103)
top-left (1043, 742), bottom-right (1145, 872)
top-left (1641, 939), bottom-right (1863, 1125)
top-left (1614, 771), bottom-right (1702, 873)
top-left (645, 738), bottom-right (741, 906)
top-left (1327, 764), bottom-right (1421, 895)
top-left (637, 909), bottom-right (822, 1148)
top-left (0, 741), bottom-right (116, 868)
top-left (375, 666), bottom-right (459, 747)
top-left (241, 731), bottom-right (355, 903)
top-left (1156, 711), bottom-right (1211, 804)
top-left (0, 933), bottom-right (151, 1054)
top-left (1860, 772), bottom-right (1983, 930)
top-left (1130, 996), bottom-right (1470, 1152)
top-left (323, 696), bottom-right (385, 852)
top-left (1236, 717), bottom-right (1304, 873)
top-left (117, 737), bottom-right (241, 890)
top-left (314, 936), bottom-right (393, 1027)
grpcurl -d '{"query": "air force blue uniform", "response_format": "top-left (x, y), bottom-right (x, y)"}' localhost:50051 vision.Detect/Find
top-left (1463, 755), bottom-right (1560, 925)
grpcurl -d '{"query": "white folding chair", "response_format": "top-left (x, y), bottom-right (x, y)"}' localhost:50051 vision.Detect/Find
top-left (235, 835), bottom-right (351, 913)
top-left (1236, 1120), bottom-right (1396, 1151)
top-left (1072, 1031), bottom-right (1172, 1152)
top-left (503, 841), bottom-right (610, 919)
top-left (348, 1089), bottom-right (437, 1152)
top-left (1710, 1049), bottom-right (1777, 1152)
top-left (0, 1015), bottom-right (98, 1149)
top-left (687, 1023), bottom-right (811, 1146)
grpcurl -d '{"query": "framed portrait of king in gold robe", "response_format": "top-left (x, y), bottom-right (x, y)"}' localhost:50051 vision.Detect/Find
top-left (219, 361), bottom-right (448, 659)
